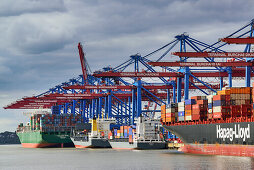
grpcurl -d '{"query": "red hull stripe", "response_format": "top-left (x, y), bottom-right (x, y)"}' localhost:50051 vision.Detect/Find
top-left (21, 143), bottom-right (58, 148)
top-left (180, 144), bottom-right (254, 157)
top-left (74, 145), bottom-right (90, 148)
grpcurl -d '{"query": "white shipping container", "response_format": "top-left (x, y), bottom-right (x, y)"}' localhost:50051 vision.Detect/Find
top-left (178, 116), bottom-right (185, 121)
top-left (178, 102), bottom-right (185, 107)
top-left (166, 108), bottom-right (175, 113)
top-left (185, 115), bottom-right (192, 121)
top-left (213, 106), bottom-right (223, 112)
top-left (200, 96), bottom-right (207, 100)
top-left (207, 95), bottom-right (213, 102)
top-left (178, 107), bottom-right (185, 112)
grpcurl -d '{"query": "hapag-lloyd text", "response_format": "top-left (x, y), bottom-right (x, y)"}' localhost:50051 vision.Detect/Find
top-left (216, 124), bottom-right (250, 142)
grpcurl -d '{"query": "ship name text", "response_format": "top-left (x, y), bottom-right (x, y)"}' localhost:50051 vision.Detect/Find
top-left (216, 124), bottom-right (250, 142)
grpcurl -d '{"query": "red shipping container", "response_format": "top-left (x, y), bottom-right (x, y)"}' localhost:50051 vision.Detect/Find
top-left (213, 95), bottom-right (226, 101)
top-left (166, 113), bottom-right (175, 117)
top-left (192, 109), bottom-right (200, 115)
top-left (197, 100), bottom-right (208, 105)
top-left (241, 104), bottom-right (252, 114)
top-left (225, 95), bottom-right (230, 101)
top-left (185, 105), bottom-right (192, 110)
top-left (231, 105), bottom-right (241, 117)
top-left (245, 100), bottom-right (251, 104)
top-left (192, 114), bottom-right (200, 120)
top-left (213, 112), bottom-right (222, 119)
top-left (191, 96), bottom-right (202, 100)
top-left (207, 114), bottom-right (213, 119)
top-left (192, 109), bottom-right (207, 115)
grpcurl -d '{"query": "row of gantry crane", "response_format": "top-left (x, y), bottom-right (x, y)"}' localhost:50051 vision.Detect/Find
top-left (4, 19), bottom-right (254, 126)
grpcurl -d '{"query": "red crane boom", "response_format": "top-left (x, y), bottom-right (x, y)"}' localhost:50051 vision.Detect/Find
top-left (78, 42), bottom-right (88, 82)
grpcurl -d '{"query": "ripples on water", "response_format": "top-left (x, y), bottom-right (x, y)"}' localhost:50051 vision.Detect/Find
top-left (0, 145), bottom-right (253, 170)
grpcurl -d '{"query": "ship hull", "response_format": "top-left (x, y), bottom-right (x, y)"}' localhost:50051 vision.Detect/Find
top-left (110, 140), bottom-right (168, 150)
top-left (163, 121), bottom-right (254, 156)
top-left (180, 143), bottom-right (254, 157)
top-left (71, 137), bottom-right (111, 148)
top-left (17, 131), bottom-right (74, 148)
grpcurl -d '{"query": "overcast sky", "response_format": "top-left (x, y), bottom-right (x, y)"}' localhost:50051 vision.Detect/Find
top-left (0, 0), bottom-right (254, 132)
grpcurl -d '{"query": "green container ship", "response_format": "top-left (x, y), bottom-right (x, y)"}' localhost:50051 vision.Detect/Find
top-left (16, 113), bottom-right (83, 148)
top-left (17, 128), bottom-right (74, 148)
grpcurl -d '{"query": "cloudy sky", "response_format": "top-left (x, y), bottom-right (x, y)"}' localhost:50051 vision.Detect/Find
top-left (0, 0), bottom-right (253, 132)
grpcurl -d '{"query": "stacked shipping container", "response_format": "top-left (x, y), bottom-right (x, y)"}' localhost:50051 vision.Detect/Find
top-left (110, 125), bottom-right (136, 142)
top-left (191, 96), bottom-right (208, 121)
top-left (161, 87), bottom-right (254, 123)
top-left (185, 99), bottom-right (196, 121)
top-left (30, 114), bottom-right (83, 131)
top-left (178, 102), bottom-right (185, 121)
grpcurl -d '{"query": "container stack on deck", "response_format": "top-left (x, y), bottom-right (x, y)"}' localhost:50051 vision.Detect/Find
top-left (110, 125), bottom-right (135, 142)
top-left (191, 96), bottom-right (208, 121)
top-left (161, 87), bottom-right (254, 124)
top-left (207, 95), bottom-right (213, 119)
top-left (184, 99), bottom-right (194, 121)
top-left (30, 114), bottom-right (83, 131)
top-left (178, 102), bottom-right (185, 121)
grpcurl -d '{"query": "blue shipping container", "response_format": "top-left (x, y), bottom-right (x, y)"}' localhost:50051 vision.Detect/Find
top-left (124, 132), bottom-right (128, 138)
top-left (178, 111), bottom-right (185, 117)
top-left (185, 99), bottom-right (196, 105)
top-left (114, 129), bottom-right (117, 136)
top-left (213, 100), bottom-right (226, 106)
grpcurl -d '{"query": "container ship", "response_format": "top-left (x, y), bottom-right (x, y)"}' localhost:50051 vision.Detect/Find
top-left (108, 116), bottom-right (168, 150)
top-left (16, 112), bottom-right (83, 148)
top-left (161, 86), bottom-right (254, 157)
top-left (71, 118), bottom-right (114, 148)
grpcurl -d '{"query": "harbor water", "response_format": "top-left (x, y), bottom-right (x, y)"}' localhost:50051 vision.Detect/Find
top-left (0, 145), bottom-right (254, 170)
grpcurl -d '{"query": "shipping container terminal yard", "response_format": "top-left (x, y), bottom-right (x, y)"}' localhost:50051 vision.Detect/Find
top-left (5, 19), bottom-right (254, 156)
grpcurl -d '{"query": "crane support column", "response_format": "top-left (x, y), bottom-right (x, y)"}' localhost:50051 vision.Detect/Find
top-left (104, 97), bottom-right (108, 118)
top-left (92, 99), bottom-right (95, 118)
top-left (72, 100), bottom-right (76, 115)
top-left (220, 77), bottom-right (223, 90)
top-left (177, 77), bottom-right (182, 102)
top-left (173, 81), bottom-right (176, 103)
top-left (228, 67), bottom-right (232, 87)
top-left (167, 89), bottom-right (170, 104)
top-left (128, 97), bottom-right (131, 125)
top-left (131, 88), bottom-right (136, 125)
top-left (82, 100), bottom-right (86, 122)
top-left (184, 67), bottom-right (190, 100)
top-left (98, 97), bottom-right (102, 118)
top-left (246, 64), bottom-right (251, 87)
top-left (136, 79), bottom-right (142, 118)
top-left (108, 92), bottom-right (112, 118)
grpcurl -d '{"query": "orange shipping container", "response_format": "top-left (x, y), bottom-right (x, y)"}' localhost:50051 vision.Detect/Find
top-left (166, 117), bottom-right (175, 122)
top-left (185, 110), bottom-right (192, 116)
top-left (196, 100), bottom-right (208, 105)
top-left (191, 96), bottom-right (202, 100)
top-left (166, 113), bottom-right (175, 117)
top-left (245, 87), bottom-right (251, 94)
top-left (161, 105), bottom-right (166, 114)
top-left (213, 95), bottom-right (226, 101)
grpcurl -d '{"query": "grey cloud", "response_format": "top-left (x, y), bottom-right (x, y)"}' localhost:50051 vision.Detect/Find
top-left (1, 0), bottom-right (254, 132)
top-left (6, 14), bottom-right (77, 54)
top-left (0, 0), bottom-right (66, 17)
